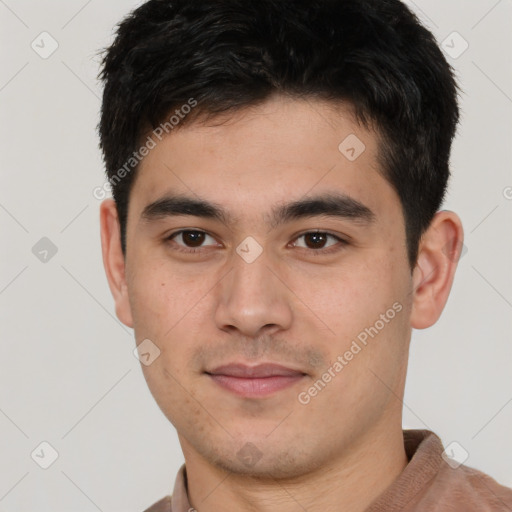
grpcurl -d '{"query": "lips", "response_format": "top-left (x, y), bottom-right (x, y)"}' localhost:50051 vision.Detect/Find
top-left (208, 363), bottom-right (305, 378)
top-left (206, 363), bottom-right (306, 397)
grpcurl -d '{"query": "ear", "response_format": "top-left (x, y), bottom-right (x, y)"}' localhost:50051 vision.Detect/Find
top-left (410, 210), bottom-right (464, 329)
top-left (99, 199), bottom-right (134, 328)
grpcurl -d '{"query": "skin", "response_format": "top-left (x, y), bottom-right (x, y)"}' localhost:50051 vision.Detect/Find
top-left (100, 94), bottom-right (463, 512)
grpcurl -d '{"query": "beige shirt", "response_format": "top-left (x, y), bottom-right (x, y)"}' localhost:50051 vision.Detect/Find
top-left (143, 430), bottom-right (512, 511)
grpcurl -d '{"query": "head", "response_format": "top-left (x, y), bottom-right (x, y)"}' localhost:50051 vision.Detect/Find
top-left (99, 0), bottom-right (463, 479)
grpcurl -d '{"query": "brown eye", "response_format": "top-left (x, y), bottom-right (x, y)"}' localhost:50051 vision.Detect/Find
top-left (293, 231), bottom-right (342, 251)
top-left (167, 230), bottom-right (218, 252)
top-left (181, 230), bottom-right (206, 247)
top-left (303, 232), bottom-right (329, 249)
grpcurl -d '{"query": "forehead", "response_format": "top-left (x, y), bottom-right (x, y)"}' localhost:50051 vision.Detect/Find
top-left (129, 96), bottom-right (399, 224)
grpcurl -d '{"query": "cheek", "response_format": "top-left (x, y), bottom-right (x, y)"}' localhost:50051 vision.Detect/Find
top-left (140, 361), bottom-right (199, 431)
top-left (293, 253), bottom-right (411, 397)
top-left (127, 258), bottom-right (202, 335)
top-left (127, 259), bottom-right (213, 380)
top-left (290, 256), bottom-right (403, 337)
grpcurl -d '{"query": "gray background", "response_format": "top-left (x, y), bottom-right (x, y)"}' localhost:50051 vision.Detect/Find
top-left (1, 0), bottom-right (511, 510)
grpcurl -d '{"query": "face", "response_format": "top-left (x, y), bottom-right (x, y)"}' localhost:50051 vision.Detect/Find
top-left (112, 95), bottom-right (417, 478)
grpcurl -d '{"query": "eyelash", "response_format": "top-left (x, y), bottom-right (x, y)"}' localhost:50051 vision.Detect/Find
top-left (164, 230), bottom-right (348, 255)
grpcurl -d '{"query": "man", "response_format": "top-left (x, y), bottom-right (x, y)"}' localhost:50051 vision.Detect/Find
top-left (97, 0), bottom-right (512, 510)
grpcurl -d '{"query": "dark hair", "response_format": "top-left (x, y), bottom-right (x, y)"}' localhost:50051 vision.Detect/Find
top-left (98, 0), bottom-right (459, 265)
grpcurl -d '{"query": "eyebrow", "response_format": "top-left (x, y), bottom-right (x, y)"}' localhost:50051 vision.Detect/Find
top-left (140, 192), bottom-right (376, 228)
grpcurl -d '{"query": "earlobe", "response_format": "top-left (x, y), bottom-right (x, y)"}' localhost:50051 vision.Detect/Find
top-left (410, 210), bottom-right (464, 330)
top-left (99, 199), bottom-right (134, 328)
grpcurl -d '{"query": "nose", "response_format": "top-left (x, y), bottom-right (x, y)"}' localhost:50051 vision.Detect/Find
top-left (214, 248), bottom-right (293, 338)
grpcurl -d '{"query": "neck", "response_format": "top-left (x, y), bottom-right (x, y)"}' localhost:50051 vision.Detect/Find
top-left (180, 422), bottom-right (408, 512)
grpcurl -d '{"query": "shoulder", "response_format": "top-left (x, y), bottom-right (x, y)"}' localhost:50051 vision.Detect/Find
top-left (371, 430), bottom-right (512, 511)
top-left (424, 463), bottom-right (512, 510)
top-left (142, 495), bottom-right (172, 512)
